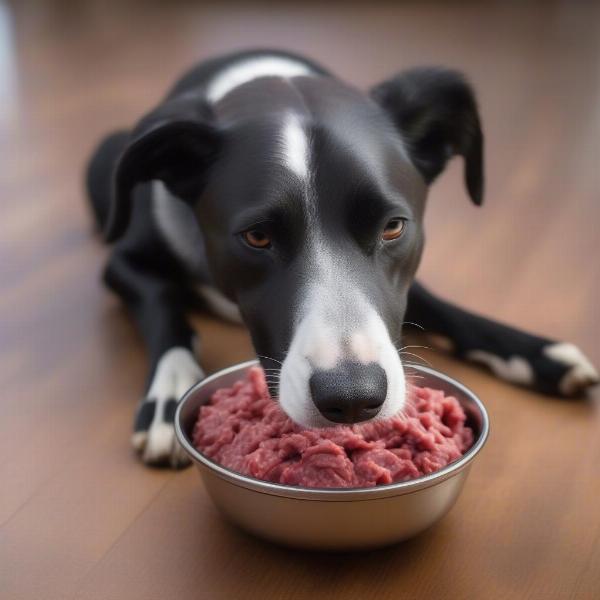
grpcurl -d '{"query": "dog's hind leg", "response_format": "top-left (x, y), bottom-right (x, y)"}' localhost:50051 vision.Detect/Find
top-left (103, 193), bottom-right (204, 468)
top-left (406, 282), bottom-right (598, 397)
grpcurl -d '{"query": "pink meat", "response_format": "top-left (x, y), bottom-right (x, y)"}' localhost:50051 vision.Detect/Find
top-left (192, 367), bottom-right (474, 489)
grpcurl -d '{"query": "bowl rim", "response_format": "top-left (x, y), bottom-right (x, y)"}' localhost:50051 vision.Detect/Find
top-left (175, 360), bottom-right (490, 501)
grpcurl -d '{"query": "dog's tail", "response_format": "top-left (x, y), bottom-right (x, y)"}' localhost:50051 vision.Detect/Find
top-left (85, 130), bottom-right (129, 239)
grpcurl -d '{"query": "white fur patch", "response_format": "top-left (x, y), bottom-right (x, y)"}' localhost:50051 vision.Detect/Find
top-left (152, 181), bottom-right (207, 276)
top-left (196, 284), bottom-right (243, 324)
top-left (306, 319), bottom-right (340, 371)
top-left (141, 423), bottom-right (185, 465)
top-left (135, 347), bottom-right (205, 467)
top-left (206, 56), bottom-right (313, 103)
top-left (543, 342), bottom-right (599, 395)
top-left (146, 347), bottom-right (205, 399)
top-left (350, 330), bottom-right (380, 363)
top-left (281, 115), bottom-right (309, 179)
top-left (467, 350), bottom-right (534, 385)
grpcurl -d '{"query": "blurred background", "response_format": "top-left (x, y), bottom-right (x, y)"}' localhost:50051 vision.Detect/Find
top-left (1, 1), bottom-right (599, 599)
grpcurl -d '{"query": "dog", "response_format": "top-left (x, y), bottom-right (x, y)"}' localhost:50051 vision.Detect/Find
top-left (86, 49), bottom-right (599, 468)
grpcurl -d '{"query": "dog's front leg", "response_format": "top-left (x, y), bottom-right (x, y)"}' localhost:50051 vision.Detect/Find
top-left (105, 249), bottom-right (204, 468)
top-left (406, 282), bottom-right (598, 396)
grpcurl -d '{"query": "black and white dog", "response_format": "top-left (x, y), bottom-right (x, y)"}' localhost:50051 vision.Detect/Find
top-left (86, 49), bottom-right (598, 468)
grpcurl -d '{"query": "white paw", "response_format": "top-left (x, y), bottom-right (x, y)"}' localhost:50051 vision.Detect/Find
top-left (543, 343), bottom-right (599, 396)
top-left (132, 347), bottom-right (205, 468)
top-left (132, 421), bottom-right (191, 468)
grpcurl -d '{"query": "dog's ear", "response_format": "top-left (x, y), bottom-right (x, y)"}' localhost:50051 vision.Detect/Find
top-left (370, 67), bottom-right (484, 205)
top-left (104, 96), bottom-right (220, 241)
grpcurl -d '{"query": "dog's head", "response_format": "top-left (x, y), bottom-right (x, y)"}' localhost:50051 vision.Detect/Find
top-left (106, 67), bottom-right (483, 427)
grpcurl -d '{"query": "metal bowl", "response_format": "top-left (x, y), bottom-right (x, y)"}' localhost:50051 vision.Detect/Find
top-left (175, 360), bottom-right (489, 550)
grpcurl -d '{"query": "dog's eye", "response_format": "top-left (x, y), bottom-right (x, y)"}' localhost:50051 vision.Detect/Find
top-left (382, 218), bottom-right (406, 241)
top-left (242, 229), bottom-right (272, 249)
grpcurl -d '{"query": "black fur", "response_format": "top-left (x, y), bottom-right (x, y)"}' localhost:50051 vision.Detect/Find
top-left (86, 130), bottom-right (129, 230)
top-left (371, 67), bottom-right (483, 205)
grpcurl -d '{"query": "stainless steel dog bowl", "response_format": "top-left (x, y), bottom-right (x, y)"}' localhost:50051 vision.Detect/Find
top-left (175, 360), bottom-right (489, 550)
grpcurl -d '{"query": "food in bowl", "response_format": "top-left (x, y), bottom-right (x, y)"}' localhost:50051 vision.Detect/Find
top-left (192, 367), bottom-right (473, 489)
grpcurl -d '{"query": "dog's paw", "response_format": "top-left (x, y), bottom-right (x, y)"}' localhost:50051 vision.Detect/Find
top-left (541, 342), bottom-right (599, 396)
top-left (131, 347), bottom-right (205, 468)
top-left (131, 415), bottom-right (190, 469)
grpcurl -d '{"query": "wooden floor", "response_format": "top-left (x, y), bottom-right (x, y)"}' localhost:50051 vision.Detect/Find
top-left (1, 1), bottom-right (599, 598)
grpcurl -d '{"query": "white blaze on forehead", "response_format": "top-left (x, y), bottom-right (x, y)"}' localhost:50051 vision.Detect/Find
top-left (281, 115), bottom-right (309, 179)
top-left (206, 56), bottom-right (313, 103)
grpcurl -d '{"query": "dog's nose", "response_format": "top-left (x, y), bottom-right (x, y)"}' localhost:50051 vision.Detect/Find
top-left (309, 361), bottom-right (387, 424)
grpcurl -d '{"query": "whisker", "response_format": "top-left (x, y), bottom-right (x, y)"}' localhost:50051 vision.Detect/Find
top-left (257, 354), bottom-right (284, 366)
top-left (401, 321), bottom-right (425, 331)
top-left (397, 344), bottom-right (432, 352)
top-left (398, 351), bottom-right (433, 368)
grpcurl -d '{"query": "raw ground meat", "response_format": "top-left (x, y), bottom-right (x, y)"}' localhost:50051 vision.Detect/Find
top-left (192, 367), bottom-right (474, 489)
